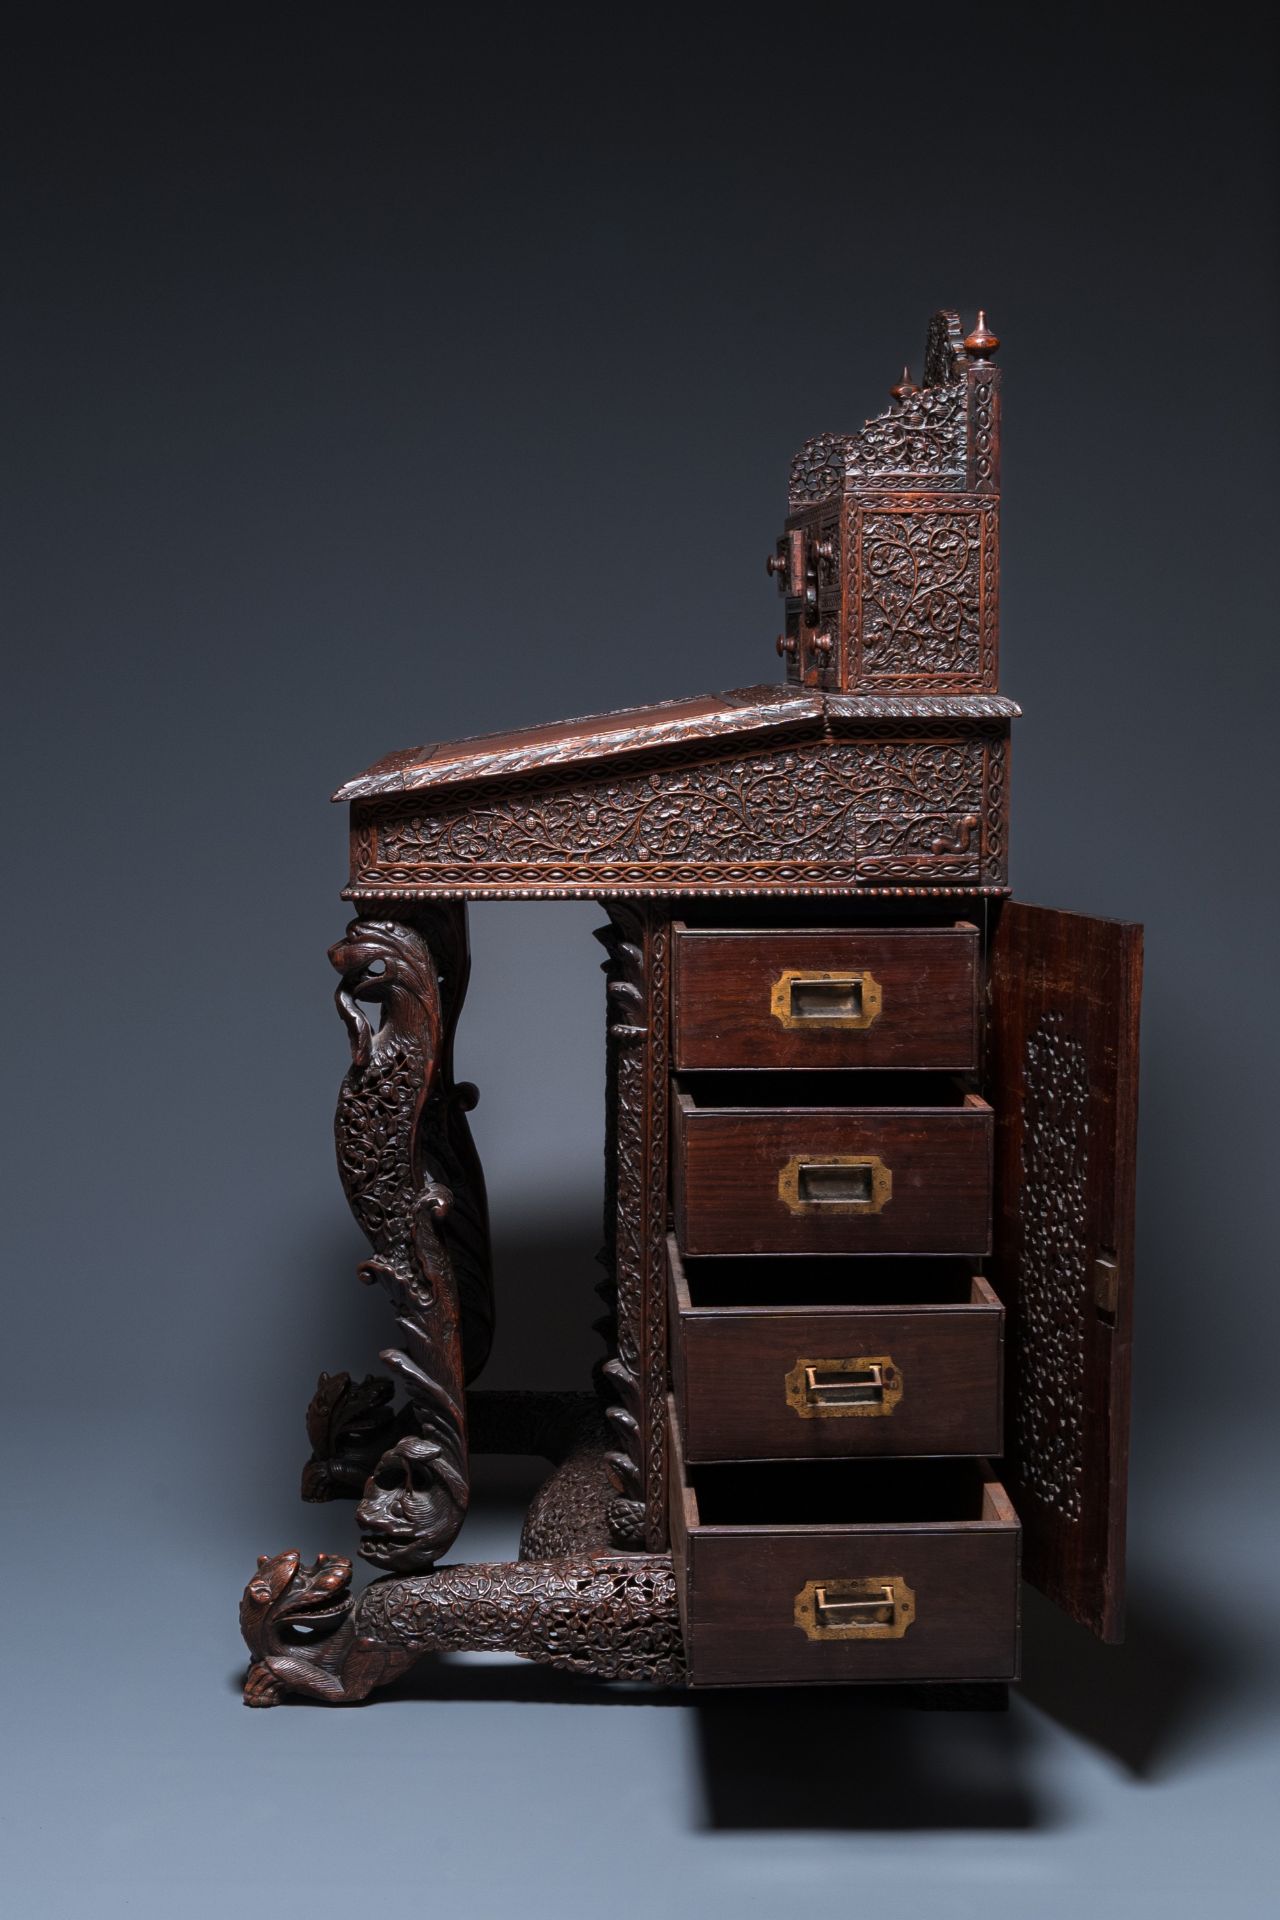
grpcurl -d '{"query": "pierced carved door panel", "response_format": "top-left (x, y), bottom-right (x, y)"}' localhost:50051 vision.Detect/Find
top-left (989, 902), bottom-right (1142, 1642)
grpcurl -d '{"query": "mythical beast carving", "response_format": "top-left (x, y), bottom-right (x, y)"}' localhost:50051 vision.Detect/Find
top-left (327, 916), bottom-right (492, 1572)
top-left (240, 1547), bottom-right (684, 1706)
top-left (242, 1416), bottom-right (685, 1705)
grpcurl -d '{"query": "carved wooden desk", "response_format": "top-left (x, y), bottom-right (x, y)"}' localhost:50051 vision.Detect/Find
top-left (239, 311), bottom-right (1142, 1709)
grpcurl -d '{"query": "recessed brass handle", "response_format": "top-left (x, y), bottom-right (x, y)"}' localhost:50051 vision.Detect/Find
top-left (778, 1154), bottom-right (892, 1215)
top-left (794, 1577), bottom-right (916, 1641)
top-left (785, 1355), bottom-right (902, 1419)
top-left (770, 968), bottom-right (882, 1030)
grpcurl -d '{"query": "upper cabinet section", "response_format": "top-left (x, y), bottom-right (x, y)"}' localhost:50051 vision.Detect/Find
top-left (773, 311), bottom-right (1002, 696)
top-left (334, 309), bottom-right (1015, 903)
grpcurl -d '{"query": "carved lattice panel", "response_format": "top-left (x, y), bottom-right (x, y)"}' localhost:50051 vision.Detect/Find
top-left (990, 904), bottom-right (1142, 1642)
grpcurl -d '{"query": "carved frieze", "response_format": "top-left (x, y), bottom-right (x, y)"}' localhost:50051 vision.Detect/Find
top-left (347, 728), bottom-right (1010, 898)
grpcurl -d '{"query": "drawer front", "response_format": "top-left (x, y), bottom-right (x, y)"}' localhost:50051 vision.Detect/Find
top-left (670, 1251), bottom-right (1004, 1464)
top-left (672, 1094), bottom-right (993, 1256)
top-left (673, 926), bottom-right (978, 1072)
top-left (670, 1410), bottom-right (1020, 1688)
top-left (685, 1523), bottom-right (1020, 1687)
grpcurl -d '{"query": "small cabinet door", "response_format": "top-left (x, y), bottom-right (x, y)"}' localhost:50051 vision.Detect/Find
top-left (989, 902), bottom-right (1142, 1643)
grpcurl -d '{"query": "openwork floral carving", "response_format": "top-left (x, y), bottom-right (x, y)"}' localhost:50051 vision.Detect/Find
top-left (1015, 1014), bottom-right (1090, 1522)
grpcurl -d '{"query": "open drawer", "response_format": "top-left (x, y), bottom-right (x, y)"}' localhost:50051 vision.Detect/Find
top-left (671, 1072), bottom-right (993, 1256)
top-left (669, 1400), bottom-right (1020, 1687)
top-left (668, 1237), bottom-right (1004, 1462)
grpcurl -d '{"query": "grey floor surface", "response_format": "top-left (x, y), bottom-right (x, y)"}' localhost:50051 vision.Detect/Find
top-left (4, 1345), bottom-right (1278, 1920)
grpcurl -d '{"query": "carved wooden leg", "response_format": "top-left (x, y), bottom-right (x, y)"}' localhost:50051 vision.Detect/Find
top-left (303, 907), bottom-right (493, 1511)
top-left (240, 1548), bottom-right (685, 1706)
top-left (326, 916), bottom-right (479, 1572)
top-left (405, 904), bottom-right (494, 1381)
top-left (595, 904), bottom-right (671, 1551)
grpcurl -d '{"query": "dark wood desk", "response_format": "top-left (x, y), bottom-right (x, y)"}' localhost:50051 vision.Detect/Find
top-left (239, 310), bottom-right (1141, 1709)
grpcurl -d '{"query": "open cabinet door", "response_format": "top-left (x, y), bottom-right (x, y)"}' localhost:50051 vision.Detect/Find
top-left (989, 903), bottom-right (1142, 1641)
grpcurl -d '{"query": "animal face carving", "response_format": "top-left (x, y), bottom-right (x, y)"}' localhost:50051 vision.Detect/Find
top-left (356, 1436), bottom-right (466, 1573)
top-left (329, 920), bottom-right (440, 1072)
top-left (239, 1551), bottom-right (355, 1656)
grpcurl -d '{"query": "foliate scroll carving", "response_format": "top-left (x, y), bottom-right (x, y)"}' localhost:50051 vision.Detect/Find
top-left (789, 313), bottom-right (970, 508)
top-left (842, 378), bottom-right (967, 488)
top-left (1014, 1013), bottom-right (1090, 1522)
top-left (595, 905), bottom-right (669, 1551)
top-left (240, 1549), bottom-right (685, 1706)
top-left (330, 919), bottom-right (472, 1572)
top-left (859, 510), bottom-right (984, 680)
top-left (356, 730), bottom-right (1008, 894)
top-left (841, 495), bottom-right (998, 693)
top-left (788, 431), bottom-right (850, 509)
top-left (789, 382), bottom-right (967, 505)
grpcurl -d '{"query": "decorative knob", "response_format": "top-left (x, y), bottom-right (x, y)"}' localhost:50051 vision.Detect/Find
top-left (776, 633), bottom-right (798, 657)
top-left (810, 632), bottom-right (833, 656)
top-left (813, 538), bottom-right (834, 561)
top-left (889, 366), bottom-right (918, 403)
top-left (964, 311), bottom-right (1000, 358)
top-left (766, 552), bottom-right (788, 580)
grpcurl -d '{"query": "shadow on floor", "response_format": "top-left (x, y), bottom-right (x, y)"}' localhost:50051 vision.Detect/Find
top-left (1017, 1573), bottom-right (1256, 1777)
top-left (689, 1684), bottom-right (1041, 1831)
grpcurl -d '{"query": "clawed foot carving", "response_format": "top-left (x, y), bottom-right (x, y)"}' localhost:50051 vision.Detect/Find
top-left (243, 1662), bottom-right (285, 1708)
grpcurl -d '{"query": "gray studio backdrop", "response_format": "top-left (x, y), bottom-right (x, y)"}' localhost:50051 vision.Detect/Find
top-left (3, 9), bottom-right (1277, 1918)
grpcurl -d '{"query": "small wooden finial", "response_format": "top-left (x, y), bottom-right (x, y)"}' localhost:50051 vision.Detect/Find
top-left (965, 311), bottom-right (1000, 358)
top-left (890, 365), bottom-right (919, 402)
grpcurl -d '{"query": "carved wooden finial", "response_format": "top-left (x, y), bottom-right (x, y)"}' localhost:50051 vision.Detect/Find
top-left (889, 365), bottom-right (919, 402)
top-left (964, 311), bottom-right (1000, 358)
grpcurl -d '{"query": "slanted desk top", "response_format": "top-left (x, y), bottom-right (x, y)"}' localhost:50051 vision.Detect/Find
top-left (336, 685), bottom-right (1018, 901)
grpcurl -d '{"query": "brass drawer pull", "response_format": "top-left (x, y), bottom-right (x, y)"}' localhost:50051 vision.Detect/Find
top-left (770, 968), bottom-right (882, 1030)
top-left (778, 1153), bottom-right (892, 1214)
top-left (795, 1577), bottom-right (916, 1641)
top-left (785, 1355), bottom-right (902, 1419)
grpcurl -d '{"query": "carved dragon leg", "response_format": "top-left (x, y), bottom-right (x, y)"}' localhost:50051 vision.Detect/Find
top-left (303, 908), bottom-right (495, 1511)
top-left (240, 1548), bottom-right (684, 1707)
top-left (319, 916), bottom-right (479, 1573)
